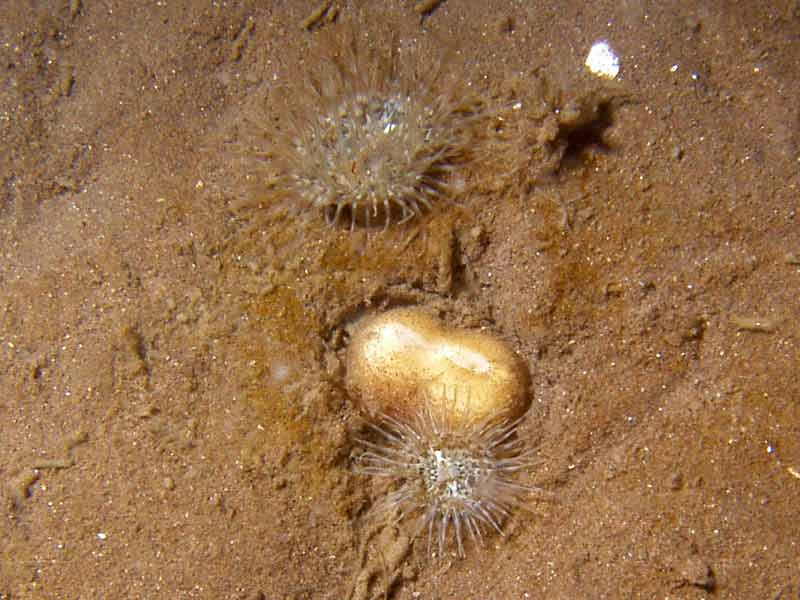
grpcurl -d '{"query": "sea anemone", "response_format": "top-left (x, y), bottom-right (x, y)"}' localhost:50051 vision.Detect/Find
top-left (257, 30), bottom-right (482, 229)
top-left (346, 307), bottom-right (538, 557)
top-left (357, 401), bottom-right (538, 558)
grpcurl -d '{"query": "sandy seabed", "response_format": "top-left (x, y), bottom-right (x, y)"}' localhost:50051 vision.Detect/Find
top-left (1, 1), bottom-right (799, 599)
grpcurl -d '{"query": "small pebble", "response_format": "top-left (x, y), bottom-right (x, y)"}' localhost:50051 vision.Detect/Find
top-left (402, 563), bottom-right (417, 581)
top-left (684, 15), bottom-right (701, 34)
top-left (585, 40), bottom-right (621, 79)
top-left (680, 556), bottom-right (715, 590)
top-left (59, 68), bottom-right (74, 97)
top-left (497, 15), bottom-right (515, 34)
top-left (668, 472), bottom-right (684, 490)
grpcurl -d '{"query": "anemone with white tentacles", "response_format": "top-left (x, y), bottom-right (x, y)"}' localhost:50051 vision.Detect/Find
top-left (357, 400), bottom-right (541, 558)
top-left (256, 28), bottom-right (482, 230)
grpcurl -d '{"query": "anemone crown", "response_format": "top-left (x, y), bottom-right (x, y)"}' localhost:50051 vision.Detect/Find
top-left (358, 406), bottom-right (539, 558)
top-left (261, 32), bottom-right (481, 229)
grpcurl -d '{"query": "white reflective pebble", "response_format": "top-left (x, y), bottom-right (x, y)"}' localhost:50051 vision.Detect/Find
top-left (585, 40), bottom-right (621, 79)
